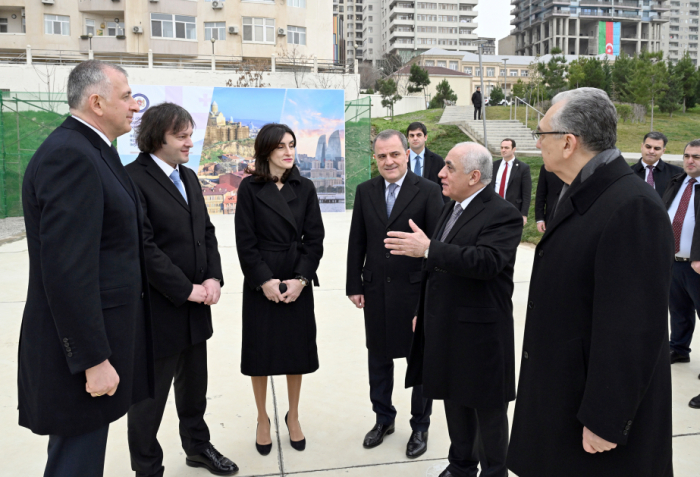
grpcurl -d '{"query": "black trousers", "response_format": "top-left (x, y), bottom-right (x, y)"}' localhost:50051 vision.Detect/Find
top-left (44, 424), bottom-right (109, 477)
top-left (474, 106), bottom-right (482, 120)
top-left (368, 349), bottom-right (432, 432)
top-left (669, 260), bottom-right (700, 356)
top-left (444, 400), bottom-right (509, 477)
top-left (127, 341), bottom-right (210, 477)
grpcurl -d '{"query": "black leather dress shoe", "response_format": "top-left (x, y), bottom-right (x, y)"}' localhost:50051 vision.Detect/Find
top-left (670, 350), bottom-right (690, 364)
top-left (363, 422), bottom-right (395, 448)
top-left (186, 444), bottom-right (238, 476)
top-left (690, 394), bottom-right (700, 409)
top-left (438, 469), bottom-right (456, 477)
top-left (406, 430), bottom-right (428, 458)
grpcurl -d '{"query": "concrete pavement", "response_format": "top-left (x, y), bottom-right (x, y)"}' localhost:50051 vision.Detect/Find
top-left (0, 211), bottom-right (699, 476)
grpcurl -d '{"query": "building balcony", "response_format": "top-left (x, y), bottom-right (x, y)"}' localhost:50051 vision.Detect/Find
top-left (389, 27), bottom-right (414, 36)
top-left (511, 7), bottom-right (520, 15)
top-left (0, 6), bottom-right (24, 35)
top-left (389, 4), bottom-right (415, 15)
top-left (648, 11), bottom-right (669, 20)
top-left (614, 0), bottom-right (642, 9)
top-left (580, 0), bottom-right (613, 5)
top-left (613, 10), bottom-right (642, 19)
top-left (543, 0), bottom-right (571, 7)
top-left (389, 0), bottom-right (414, 9)
top-left (79, 35), bottom-right (127, 54)
top-left (544, 7), bottom-right (571, 18)
top-left (78, 0), bottom-right (125, 13)
top-left (651, 1), bottom-right (670, 9)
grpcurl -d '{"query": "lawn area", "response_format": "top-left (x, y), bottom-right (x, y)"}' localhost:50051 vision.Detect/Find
top-left (372, 108), bottom-right (546, 244)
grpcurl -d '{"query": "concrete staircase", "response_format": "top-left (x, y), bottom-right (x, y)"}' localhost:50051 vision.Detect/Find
top-left (439, 106), bottom-right (540, 155)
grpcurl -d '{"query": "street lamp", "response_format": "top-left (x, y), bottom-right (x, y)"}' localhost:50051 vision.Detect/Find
top-left (211, 37), bottom-right (216, 71)
top-left (475, 39), bottom-right (488, 150)
top-left (211, 36), bottom-right (216, 55)
top-left (88, 32), bottom-right (93, 51)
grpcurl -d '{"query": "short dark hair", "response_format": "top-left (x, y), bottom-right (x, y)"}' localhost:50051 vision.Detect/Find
top-left (501, 138), bottom-right (516, 148)
top-left (643, 131), bottom-right (668, 147)
top-left (246, 123), bottom-right (296, 183)
top-left (684, 139), bottom-right (700, 154)
top-left (135, 102), bottom-right (195, 154)
top-left (406, 122), bottom-right (427, 136)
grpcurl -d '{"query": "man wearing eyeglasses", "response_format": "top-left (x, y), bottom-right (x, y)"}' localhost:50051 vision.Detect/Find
top-left (631, 132), bottom-right (682, 198)
top-left (509, 88), bottom-right (674, 477)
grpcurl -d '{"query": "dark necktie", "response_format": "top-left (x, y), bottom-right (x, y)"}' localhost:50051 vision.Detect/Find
top-left (414, 155), bottom-right (422, 177)
top-left (646, 165), bottom-right (655, 188)
top-left (386, 183), bottom-right (398, 218)
top-left (440, 203), bottom-right (463, 242)
top-left (672, 178), bottom-right (696, 254)
top-left (498, 162), bottom-right (509, 198)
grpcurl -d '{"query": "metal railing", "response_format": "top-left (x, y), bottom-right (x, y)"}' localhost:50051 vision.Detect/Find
top-left (512, 96), bottom-right (544, 131)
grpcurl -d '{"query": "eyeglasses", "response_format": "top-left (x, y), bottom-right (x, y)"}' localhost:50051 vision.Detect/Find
top-left (532, 130), bottom-right (580, 141)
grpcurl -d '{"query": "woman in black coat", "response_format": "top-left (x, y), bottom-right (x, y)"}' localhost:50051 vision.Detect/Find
top-left (235, 123), bottom-right (324, 456)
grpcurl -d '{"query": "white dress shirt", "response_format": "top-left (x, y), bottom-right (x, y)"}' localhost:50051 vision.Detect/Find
top-left (494, 157), bottom-right (515, 196)
top-left (71, 115), bottom-right (112, 147)
top-left (456, 185), bottom-right (486, 210)
top-left (150, 153), bottom-right (181, 182)
top-left (667, 175), bottom-right (697, 258)
top-left (409, 149), bottom-right (426, 177)
top-left (385, 170), bottom-right (408, 202)
top-left (642, 159), bottom-right (660, 186)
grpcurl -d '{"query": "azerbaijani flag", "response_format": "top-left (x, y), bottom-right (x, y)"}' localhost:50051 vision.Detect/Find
top-left (598, 21), bottom-right (621, 55)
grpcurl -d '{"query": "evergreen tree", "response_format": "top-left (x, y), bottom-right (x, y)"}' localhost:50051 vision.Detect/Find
top-left (428, 79), bottom-right (458, 108)
top-left (407, 63), bottom-right (431, 106)
top-left (537, 55), bottom-right (568, 99)
top-left (629, 51), bottom-right (668, 109)
top-left (673, 52), bottom-right (698, 111)
top-left (659, 71), bottom-right (682, 117)
top-left (489, 86), bottom-right (505, 104)
top-left (377, 78), bottom-right (402, 118)
top-left (611, 52), bottom-right (635, 102)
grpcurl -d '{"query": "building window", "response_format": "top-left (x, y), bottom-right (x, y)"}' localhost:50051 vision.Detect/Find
top-left (424, 60), bottom-right (435, 66)
top-left (437, 60), bottom-right (446, 67)
top-left (45, 14), bottom-right (70, 36)
top-left (449, 60), bottom-right (458, 70)
top-left (510, 69), bottom-right (518, 76)
top-left (151, 14), bottom-right (196, 40)
top-left (521, 70), bottom-right (529, 76)
top-left (287, 25), bottom-right (306, 45)
top-left (243, 17), bottom-right (275, 43)
top-left (463, 66), bottom-right (472, 74)
top-left (475, 67), bottom-right (481, 75)
top-left (85, 19), bottom-right (95, 36)
top-left (368, 16), bottom-right (373, 21)
top-left (205, 22), bottom-right (226, 40)
top-left (288, 0), bottom-right (306, 7)
top-left (0, 18), bottom-right (6, 34)
top-left (106, 21), bottom-right (124, 37)
top-left (369, 48), bottom-right (373, 54)
top-left (486, 67), bottom-right (495, 76)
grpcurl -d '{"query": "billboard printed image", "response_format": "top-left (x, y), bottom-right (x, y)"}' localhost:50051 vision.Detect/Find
top-left (117, 86), bottom-right (346, 213)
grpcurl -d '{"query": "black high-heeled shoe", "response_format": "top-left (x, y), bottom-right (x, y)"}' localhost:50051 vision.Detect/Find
top-left (256, 418), bottom-right (272, 456)
top-left (285, 412), bottom-right (306, 451)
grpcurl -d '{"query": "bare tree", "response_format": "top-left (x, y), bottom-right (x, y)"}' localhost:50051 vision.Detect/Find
top-left (359, 63), bottom-right (381, 90)
top-left (277, 45), bottom-right (311, 88)
top-left (31, 64), bottom-right (65, 113)
top-left (226, 58), bottom-right (269, 88)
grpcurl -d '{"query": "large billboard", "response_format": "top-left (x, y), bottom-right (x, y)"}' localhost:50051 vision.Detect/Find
top-left (117, 86), bottom-right (346, 213)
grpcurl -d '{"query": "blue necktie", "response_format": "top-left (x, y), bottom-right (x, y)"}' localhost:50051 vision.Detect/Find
top-left (414, 155), bottom-right (422, 177)
top-left (170, 169), bottom-right (188, 203)
top-left (386, 183), bottom-right (398, 218)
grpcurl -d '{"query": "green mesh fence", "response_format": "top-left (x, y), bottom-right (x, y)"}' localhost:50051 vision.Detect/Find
top-left (0, 92), bottom-right (70, 218)
top-left (344, 96), bottom-right (372, 210)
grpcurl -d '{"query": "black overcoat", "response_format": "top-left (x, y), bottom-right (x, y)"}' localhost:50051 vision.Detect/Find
top-left (405, 186), bottom-right (523, 408)
top-left (663, 172), bottom-right (700, 260)
top-left (422, 148), bottom-right (449, 202)
top-left (346, 171), bottom-right (444, 359)
top-left (534, 164), bottom-right (564, 223)
top-left (507, 156), bottom-right (674, 477)
top-left (18, 117), bottom-right (154, 436)
top-left (125, 153), bottom-right (223, 360)
top-left (235, 167), bottom-right (324, 376)
top-left (631, 157), bottom-right (683, 199)
top-left (492, 158), bottom-right (532, 216)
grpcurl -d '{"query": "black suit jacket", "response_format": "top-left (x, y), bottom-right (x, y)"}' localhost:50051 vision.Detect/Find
top-left (472, 91), bottom-right (482, 107)
top-left (417, 148), bottom-right (448, 202)
top-left (492, 158), bottom-right (532, 216)
top-left (125, 153), bottom-right (223, 360)
top-left (631, 158), bottom-right (683, 199)
top-left (406, 186), bottom-right (523, 408)
top-left (662, 172), bottom-right (700, 261)
top-left (534, 164), bottom-right (564, 223)
top-left (508, 156), bottom-right (674, 477)
top-left (18, 117), bottom-right (154, 436)
top-left (346, 170), bottom-right (444, 358)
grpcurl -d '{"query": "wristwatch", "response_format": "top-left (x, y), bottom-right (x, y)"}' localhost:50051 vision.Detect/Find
top-left (296, 275), bottom-right (309, 287)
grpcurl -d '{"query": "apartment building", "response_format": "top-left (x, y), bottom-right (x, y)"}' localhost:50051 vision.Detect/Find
top-left (510, 0), bottom-right (669, 57)
top-left (0, 0), bottom-right (332, 64)
top-left (661, 1), bottom-right (699, 64)
top-left (333, 0), bottom-right (362, 63)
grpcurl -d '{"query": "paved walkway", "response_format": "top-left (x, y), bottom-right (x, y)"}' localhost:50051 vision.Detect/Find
top-left (1, 212), bottom-right (699, 476)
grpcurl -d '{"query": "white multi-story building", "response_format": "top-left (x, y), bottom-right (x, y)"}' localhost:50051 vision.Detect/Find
top-left (0, 0), bottom-right (333, 66)
top-left (661, 1), bottom-right (699, 65)
top-left (510, 0), bottom-right (669, 57)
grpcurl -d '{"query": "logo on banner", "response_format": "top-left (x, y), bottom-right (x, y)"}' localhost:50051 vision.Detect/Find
top-left (606, 43), bottom-right (613, 54)
top-left (133, 94), bottom-right (150, 112)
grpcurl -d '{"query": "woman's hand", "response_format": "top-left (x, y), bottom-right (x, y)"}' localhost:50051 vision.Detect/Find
top-left (262, 279), bottom-right (284, 303)
top-left (281, 279), bottom-right (305, 303)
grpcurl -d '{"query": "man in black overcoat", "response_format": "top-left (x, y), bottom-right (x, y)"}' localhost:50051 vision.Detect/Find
top-left (387, 142), bottom-right (523, 477)
top-left (471, 86), bottom-right (482, 120)
top-left (631, 131), bottom-right (683, 198)
top-left (492, 138), bottom-right (532, 226)
top-left (534, 164), bottom-right (564, 233)
top-left (406, 122), bottom-right (449, 202)
top-left (18, 60), bottom-right (154, 477)
top-left (347, 129), bottom-right (444, 458)
top-left (508, 87), bottom-right (674, 477)
top-left (125, 103), bottom-right (238, 476)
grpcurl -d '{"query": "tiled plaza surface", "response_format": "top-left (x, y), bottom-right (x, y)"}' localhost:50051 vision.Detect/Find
top-left (0, 212), bottom-right (698, 476)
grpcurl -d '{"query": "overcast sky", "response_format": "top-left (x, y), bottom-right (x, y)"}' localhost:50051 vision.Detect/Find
top-left (475, 0), bottom-right (514, 53)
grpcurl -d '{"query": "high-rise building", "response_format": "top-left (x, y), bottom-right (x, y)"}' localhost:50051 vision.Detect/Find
top-left (661, 1), bottom-right (699, 65)
top-left (0, 0), bottom-right (332, 65)
top-left (510, 0), bottom-right (669, 57)
top-left (334, 0), bottom-right (364, 63)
